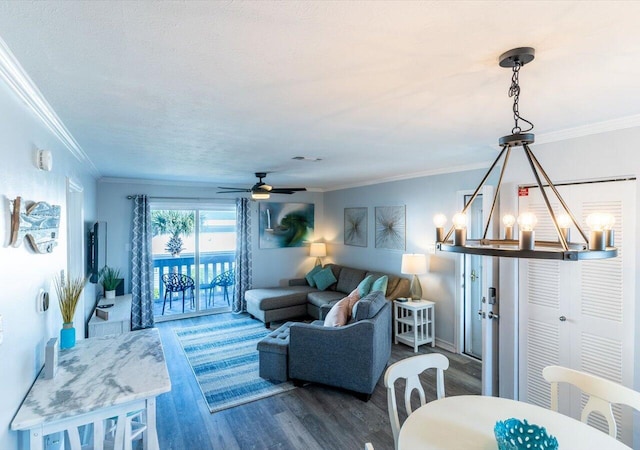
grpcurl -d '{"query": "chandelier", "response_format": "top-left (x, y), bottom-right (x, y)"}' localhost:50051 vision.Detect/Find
top-left (435, 48), bottom-right (617, 261)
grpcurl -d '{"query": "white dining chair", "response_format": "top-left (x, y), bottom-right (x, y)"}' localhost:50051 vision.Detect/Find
top-left (384, 353), bottom-right (449, 450)
top-left (542, 365), bottom-right (640, 438)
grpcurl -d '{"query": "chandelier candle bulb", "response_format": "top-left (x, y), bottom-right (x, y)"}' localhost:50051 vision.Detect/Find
top-left (502, 214), bottom-right (516, 240)
top-left (433, 214), bottom-right (447, 242)
top-left (452, 213), bottom-right (467, 246)
top-left (604, 214), bottom-right (615, 247)
top-left (517, 212), bottom-right (537, 251)
top-left (557, 214), bottom-right (571, 243)
top-left (587, 213), bottom-right (606, 251)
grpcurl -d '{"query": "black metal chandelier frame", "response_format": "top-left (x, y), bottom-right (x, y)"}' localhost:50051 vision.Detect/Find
top-left (436, 47), bottom-right (618, 261)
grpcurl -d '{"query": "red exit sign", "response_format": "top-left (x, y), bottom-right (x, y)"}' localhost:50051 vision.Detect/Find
top-left (518, 187), bottom-right (529, 197)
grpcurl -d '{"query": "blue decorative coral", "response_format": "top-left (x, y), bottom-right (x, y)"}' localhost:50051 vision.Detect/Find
top-left (494, 418), bottom-right (559, 450)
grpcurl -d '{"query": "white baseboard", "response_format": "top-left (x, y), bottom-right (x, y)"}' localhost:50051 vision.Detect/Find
top-left (435, 338), bottom-right (456, 353)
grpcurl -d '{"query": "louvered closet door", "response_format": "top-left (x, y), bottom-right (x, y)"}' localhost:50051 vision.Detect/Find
top-left (518, 179), bottom-right (636, 445)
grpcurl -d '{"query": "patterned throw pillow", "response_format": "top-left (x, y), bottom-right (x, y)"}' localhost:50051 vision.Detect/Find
top-left (305, 265), bottom-right (323, 287)
top-left (313, 267), bottom-right (338, 291)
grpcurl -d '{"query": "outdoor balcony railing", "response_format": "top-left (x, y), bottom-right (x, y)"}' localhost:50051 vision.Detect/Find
top-left (153, 251), bottom-right (235, 308)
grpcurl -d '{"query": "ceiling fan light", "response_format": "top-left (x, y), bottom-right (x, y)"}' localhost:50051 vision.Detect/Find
top-left (251, 191), bottom-right (270, 200)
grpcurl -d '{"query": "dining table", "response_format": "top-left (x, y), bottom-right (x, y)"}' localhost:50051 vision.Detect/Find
top-left (398, 395), bottom-right (631, 450)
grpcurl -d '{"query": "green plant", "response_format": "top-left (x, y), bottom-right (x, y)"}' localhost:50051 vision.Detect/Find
top-left (54, 273), bottom-right (86, 324)
top-left (99, 266), bottom-right (122, 291)
top-left (151, 210), bottom-right (195, 256)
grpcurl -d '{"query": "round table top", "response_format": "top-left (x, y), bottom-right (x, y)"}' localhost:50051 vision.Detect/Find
top-left (398, 395), bottom-right (630, 450)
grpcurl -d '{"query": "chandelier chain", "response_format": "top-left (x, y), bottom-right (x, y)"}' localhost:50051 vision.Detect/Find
top-left (509, 61), bottom-right (534, 134)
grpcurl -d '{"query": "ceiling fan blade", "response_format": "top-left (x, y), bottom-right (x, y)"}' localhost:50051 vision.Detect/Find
top-left (216, 188), bottom-right (250, 194)
top-left (218, 186), bottom-right (250, 191)
top-left (270, 188), bottom-right (307, 193)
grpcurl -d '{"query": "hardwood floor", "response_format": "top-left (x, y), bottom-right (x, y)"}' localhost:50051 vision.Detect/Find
top-left (155, 313), bottom-right (481, 450)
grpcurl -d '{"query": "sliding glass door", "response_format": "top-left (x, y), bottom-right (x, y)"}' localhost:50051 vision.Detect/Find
top-left (151, 203), bottom-right (236, 320)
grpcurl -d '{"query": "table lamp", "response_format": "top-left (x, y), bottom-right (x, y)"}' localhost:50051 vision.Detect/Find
top-left (401, 253), bottom-right (427, 300)
top-left (310, 243), bottom-right (327, 266)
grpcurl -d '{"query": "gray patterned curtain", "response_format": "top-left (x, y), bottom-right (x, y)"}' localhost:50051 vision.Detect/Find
top-left (131, 195), bottom-right (155, 329)
top-left (233, 197), bottom-right (252, 313)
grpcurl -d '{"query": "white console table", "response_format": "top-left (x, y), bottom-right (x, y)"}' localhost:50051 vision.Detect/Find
top-left (88, 294), bottom-right (132, 337)
top-left (394, 299), bottom-right (436, 352)
top-left (11, 328), bottom-right (171, 450)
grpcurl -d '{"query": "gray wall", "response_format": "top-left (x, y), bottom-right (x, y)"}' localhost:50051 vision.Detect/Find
top-left (0, 80), bottom-right (97, 447)
top-left (96, 180), bottom-right (325, 293)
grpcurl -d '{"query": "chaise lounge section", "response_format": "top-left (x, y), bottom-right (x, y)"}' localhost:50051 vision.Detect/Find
top-left (245, 263), bottom-right (410, 327)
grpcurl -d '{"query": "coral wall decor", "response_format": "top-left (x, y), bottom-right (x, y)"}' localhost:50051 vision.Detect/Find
top-left (10, 196), bottom-right (61, 253)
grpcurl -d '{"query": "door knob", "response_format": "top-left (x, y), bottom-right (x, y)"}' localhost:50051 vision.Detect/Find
top-left (470, 270), bottom-right (478, 282)
top-left (488, 311), bottom-right (499, 320)
top-left (559, 316), bottom-right (567, 322)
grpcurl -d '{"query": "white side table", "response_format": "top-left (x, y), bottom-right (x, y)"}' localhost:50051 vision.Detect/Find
top-left (394, 299), bottom-right (435, 352)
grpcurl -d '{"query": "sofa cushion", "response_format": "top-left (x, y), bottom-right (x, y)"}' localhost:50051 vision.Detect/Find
top-left (314, 267), bottom-right (338, 291)
top-left (307, 290), bottom-right (345, 308)
top-left (305, 265), bottom-right (323, 287)
top-left (323, 264), bottom-right (343, 290)
top-left (354, 290), bottom-right (387, 321)
top-left (357, 275), bottom-right (375, 298)
top-left (336, 267), bottom-right (366, 294)
top-left (323, 290), bottom-right (360, 327)
top-left (245, 286), bottom-right (313, 311)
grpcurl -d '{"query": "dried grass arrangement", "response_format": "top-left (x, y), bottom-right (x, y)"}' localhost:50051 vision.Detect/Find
top-left (54, 273), bottom-right (86, 324)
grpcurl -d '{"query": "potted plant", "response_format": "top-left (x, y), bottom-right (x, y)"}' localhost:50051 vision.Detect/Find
top-left (54, 272), bottom-right (85, 349)
top-left (100, 266), bottom-right (122, 299)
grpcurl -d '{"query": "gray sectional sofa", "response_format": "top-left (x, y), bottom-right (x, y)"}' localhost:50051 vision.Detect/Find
top-left (245, 263), bottom-right (410, 327)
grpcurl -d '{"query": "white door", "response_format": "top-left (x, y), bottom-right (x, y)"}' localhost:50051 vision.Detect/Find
top-left (460, 186), bottom-right (498, 395)
top-left (518, 179), bottom-right (635, 444)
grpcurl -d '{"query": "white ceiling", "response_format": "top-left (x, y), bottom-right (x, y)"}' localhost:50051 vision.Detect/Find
top-left (1, 1), bottom-right (639, 191)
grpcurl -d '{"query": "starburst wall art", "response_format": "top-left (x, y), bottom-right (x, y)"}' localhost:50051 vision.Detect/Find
top-left (375, 206), bottom-right (405, 250)
top-left (344, 207), bottom-right (367, 247)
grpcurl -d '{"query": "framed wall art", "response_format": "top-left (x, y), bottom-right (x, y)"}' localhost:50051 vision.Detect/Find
top-left (259, 202), bottom-right (314, 249)
top-left (375, 205), bottom-right (405, 250)
top-left (344, 207), bottom-right (367, 247)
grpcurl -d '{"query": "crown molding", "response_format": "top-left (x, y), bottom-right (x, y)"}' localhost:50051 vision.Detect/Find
top-left (324, 159), bottom-right (495, 192)
top-left (0, 38), bottom-right (99, 177)
top-left (535, 114), bottom-right (640, 145)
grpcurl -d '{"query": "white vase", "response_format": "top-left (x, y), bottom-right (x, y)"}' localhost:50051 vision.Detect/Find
top-left (105, 290), bottom-right (116, 299)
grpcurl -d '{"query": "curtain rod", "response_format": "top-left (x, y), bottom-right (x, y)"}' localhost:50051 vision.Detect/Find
top-left (126, 195), bottom-right (237, 201)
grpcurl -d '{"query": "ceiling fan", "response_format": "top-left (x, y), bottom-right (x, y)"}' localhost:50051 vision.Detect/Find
top-left (217, 172), bottom-right (307, 199)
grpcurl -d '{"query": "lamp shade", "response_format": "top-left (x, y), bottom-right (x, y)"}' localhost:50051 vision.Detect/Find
top-left (309, 243), bottom-right (327, 258)
top-left (401, 254), bottom-right (427, 275)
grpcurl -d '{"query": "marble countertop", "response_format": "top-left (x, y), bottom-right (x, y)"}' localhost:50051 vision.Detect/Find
top-left (11, 328), bottom-right (171, 430)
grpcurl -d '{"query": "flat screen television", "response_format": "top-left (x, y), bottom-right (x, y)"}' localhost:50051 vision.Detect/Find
top-left (87, 221), bottom-right (107, 283)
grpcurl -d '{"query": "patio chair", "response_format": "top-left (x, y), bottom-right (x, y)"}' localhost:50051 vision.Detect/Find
top-left (202, 269), bottom-right (234, 307)
top-left (161, 273), bottom-right (195, 314)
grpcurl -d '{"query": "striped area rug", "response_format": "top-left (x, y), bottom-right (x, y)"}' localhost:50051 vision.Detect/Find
top-left (174, 317), bottom-right (295, 413)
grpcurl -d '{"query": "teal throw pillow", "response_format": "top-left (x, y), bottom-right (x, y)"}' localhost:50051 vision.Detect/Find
top-left (305, 265), bottom-right (323, 287)
top-left (371, 275), bottom-right (388, 296)
top-left (357, 275), bottom-right (375, 298)
top-left (313, 267), bottom-right (337, 291)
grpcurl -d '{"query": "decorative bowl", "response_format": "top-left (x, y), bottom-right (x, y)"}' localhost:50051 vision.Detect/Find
top-left (494, 418), bottom-right (559, 450)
